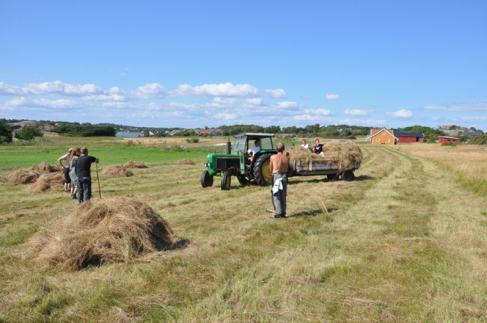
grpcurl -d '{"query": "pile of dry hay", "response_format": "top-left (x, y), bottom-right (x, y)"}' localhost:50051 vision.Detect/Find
top-left (125, 160), bottom-right (148, 169)
top-left (26, 197), bottom-right (176, 270)
top-left (177, 159), bottom-right (195, 165)
top-left (103, 165), bottom-right (134, 177)
top-left (289, 140), bottom-right (363, 172)
top-left (27, 172), bottom-right (65, 193)
top-left (7, 162), bottom-right (61, 184)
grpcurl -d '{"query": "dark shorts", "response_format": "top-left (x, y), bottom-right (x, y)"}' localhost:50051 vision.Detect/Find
top-left (63, 167), bottom-right (71, 183)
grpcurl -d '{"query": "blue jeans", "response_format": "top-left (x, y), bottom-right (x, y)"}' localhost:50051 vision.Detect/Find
top-left (78, 177), bottom-right (92, 203)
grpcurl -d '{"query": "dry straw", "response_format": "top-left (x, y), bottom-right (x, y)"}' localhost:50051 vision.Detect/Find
top-left (289, 140), bottom-right (363, 173)
top-left (124, 160), bottom-right (148, 169)
top-left (102, 165), bottom-right (134, 177)
top-left (26, 197), bottom-right (176, 270)
top-left (7, 162), bottom-right (61, 184)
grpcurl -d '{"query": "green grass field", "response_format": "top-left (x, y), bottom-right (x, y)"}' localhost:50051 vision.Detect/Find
top-left (0, 137), bottom-right (486, 321)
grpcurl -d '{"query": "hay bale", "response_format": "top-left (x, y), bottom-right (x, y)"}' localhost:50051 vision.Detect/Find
top-left (27, 172), bottom-right (65, 193)
top-left (289, 140), bottom-right (362, 172)
top-left (7, 169), bottom-right (40, 184)
top-left (125, 160), bottom-right (148, 169)
top-left (31, 162), bottom-right (61, 173)
top-left (103, 165), bottom-right (134, 177)
top-left (177, 159), bottom-right (195, 165)
top-left (26, 197), bottom-right (176, 270)
top-left (6, 162), bottom-right (61, 185)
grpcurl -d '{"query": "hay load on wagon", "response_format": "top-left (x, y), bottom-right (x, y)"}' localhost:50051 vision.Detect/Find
top-left (26, 197), bottom-right (176, 271)
top-left (6, 162), bottom-right (61, 184)
top-left (288, 140), bottom-right (362, 179)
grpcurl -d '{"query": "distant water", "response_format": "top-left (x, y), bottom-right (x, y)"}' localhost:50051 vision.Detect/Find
top-left (116, 132), bottom-right (142, 138)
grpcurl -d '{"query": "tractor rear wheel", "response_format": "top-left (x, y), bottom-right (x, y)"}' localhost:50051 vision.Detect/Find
top-left (221, 172), bottom-right (231, 190)
top-left (200, 170), bottom-right (213, 187)
top-left (253, 154), bottom-right (273, 186)
top-left (343, 170), bottom-right (355, 181)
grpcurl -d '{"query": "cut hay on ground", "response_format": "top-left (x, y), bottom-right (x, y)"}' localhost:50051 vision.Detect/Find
top-left (177, 159), bottom-right (195, 165)
top-left (6, 162), bottom-right (61, 184)
top-left (26, 172), bottom-right (65, 193)
top-left (125, 160), bottom-right (148, 169)
top-left (289, 140), bottom-right (363, 172)
top-left (103, 165), bottom-right (134, 177)
top-left (26, 197), bottom-right (176, 270)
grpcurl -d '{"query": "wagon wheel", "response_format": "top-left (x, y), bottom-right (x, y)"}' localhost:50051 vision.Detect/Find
top-left (342, 170), bottom-right (355, 181)
top-left (221, 171), bottom-right (231, 190)
top-left (327, 174), bottom-right (338, 181)
top-left (200, 170), bottom-right (213, 187)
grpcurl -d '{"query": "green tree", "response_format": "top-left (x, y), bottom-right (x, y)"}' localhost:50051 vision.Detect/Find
top-left (14, 126), bottom-right (43, 140)
top-left (0, 120), bottom-right (13, 143)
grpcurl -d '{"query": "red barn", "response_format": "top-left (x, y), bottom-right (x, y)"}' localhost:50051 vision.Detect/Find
top-left (438, 136), bottom-right (460, 144)
top-left (394, 131), bottom-right (424, 143)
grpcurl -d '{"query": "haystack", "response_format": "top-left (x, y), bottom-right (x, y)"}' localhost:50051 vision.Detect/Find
top-left (7, 169), bottom-right (40, 184)
top-left (289, 140), bottom-right (362, 172)
top-left (6, 162), bottom-right (61, 184)
top-left (177, 159), bottom-right (195, 165)
top-left (27, 172), bottom-right (65, 193)
top-left (26, 197), bottom-right (175, 270)
top-left (125, 160), bottom-right (148, 169)
top-left (103, 165), bottom-right (134, 177)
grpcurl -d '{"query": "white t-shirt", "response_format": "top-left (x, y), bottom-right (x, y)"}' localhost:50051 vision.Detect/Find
top-left (301, 144), bottom-right (309, 150)
top-left (251, 146), bottom-right (261, 154)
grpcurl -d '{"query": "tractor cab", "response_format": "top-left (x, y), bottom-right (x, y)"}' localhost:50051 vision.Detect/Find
top-left (201, 133), bottom-right (276, 190)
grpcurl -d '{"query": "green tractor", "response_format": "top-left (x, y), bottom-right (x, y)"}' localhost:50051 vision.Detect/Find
top-left (200, 133), bottom-right (276, 190)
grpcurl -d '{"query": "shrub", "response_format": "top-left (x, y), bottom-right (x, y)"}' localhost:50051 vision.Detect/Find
top-left (185, 138), bottom-right (199, 143)
top-left (0, 120), bottom-right (13, 143)
top-left (15, 126), bottom-right (43, 141)
top-left (441, 141), bottom-right (456, 147)
top-left (468, 134), bottom-right (487, 145)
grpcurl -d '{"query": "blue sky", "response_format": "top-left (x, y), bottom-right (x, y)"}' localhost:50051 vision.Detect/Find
top-left (1, 0), bottom-right (486, 129)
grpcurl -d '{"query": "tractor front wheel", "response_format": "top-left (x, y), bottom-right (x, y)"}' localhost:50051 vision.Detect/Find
top-left (237, 174), bottom-right (248, 186)
top-left (253, 154), bottom-right (273, 186)
top-left (221, 172), bottom-right (231, 190)
top-left (200, 170), bottom-right (213, 187)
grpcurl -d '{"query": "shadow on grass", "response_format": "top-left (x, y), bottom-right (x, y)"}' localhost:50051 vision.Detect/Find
top-left (168, 238), bottom-right (191, 250)
top-left (354, 175), bottom-right (375, 181)
top-left (290, 208), bottom-right (338, 217)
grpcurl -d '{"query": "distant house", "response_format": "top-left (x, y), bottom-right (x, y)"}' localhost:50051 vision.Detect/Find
top-left (438, 136), bottom-right (460, 144)
top-left (368, 128), bottom-right (424, 144)
top-left (368, 128), bottom-right (397, 145)
top-left (394, 131), bottom-right (424, 143)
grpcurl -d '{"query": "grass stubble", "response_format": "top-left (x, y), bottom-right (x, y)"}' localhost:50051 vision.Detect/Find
top-left (0, 140), bottom-right (486, 321)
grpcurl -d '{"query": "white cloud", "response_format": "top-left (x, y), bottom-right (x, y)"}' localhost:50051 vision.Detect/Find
top-left (277, 101), bottom-right (298, 109)
top-left (293, 108), bottom-right (332, 121)
top-left (391, 109), bottom-right (413, 118)
top-left (135, 83), bottom-right (165, 98)
top-left (325, 93), bottom-right (340, 100)
top-left (338, 118), bottom-right (386, 127)
top-left (244, 97), bottom-right (263, 106)
top-left (214, 112), bottom-right (238, 120)
top-left (0, 82), bottom-right (20, 95)
top-left (265, 88), bottom-right (286, 98)
top-left (425, 102), bottom-right (487, 111)
top-left (23, 80), bottom-right (101, 96)
top-left (5, 96), bottom-right (74, 108)
top-left (344, 108), bottom-right (369, 116)
top-left (174, 82), bottom-right (258, 97)
top-left (461, 115), bottom-right (487, 121)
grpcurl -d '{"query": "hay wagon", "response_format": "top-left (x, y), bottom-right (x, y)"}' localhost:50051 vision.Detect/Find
top-left (200, 133), bottom-right (361, 190)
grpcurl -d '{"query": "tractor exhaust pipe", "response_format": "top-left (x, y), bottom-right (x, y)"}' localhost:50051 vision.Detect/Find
top-left (226, 140), bottom-right (231, 154)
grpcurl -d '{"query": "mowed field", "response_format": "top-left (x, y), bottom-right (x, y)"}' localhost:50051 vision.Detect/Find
top-left (0, 137), bottom-right (486, 321)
